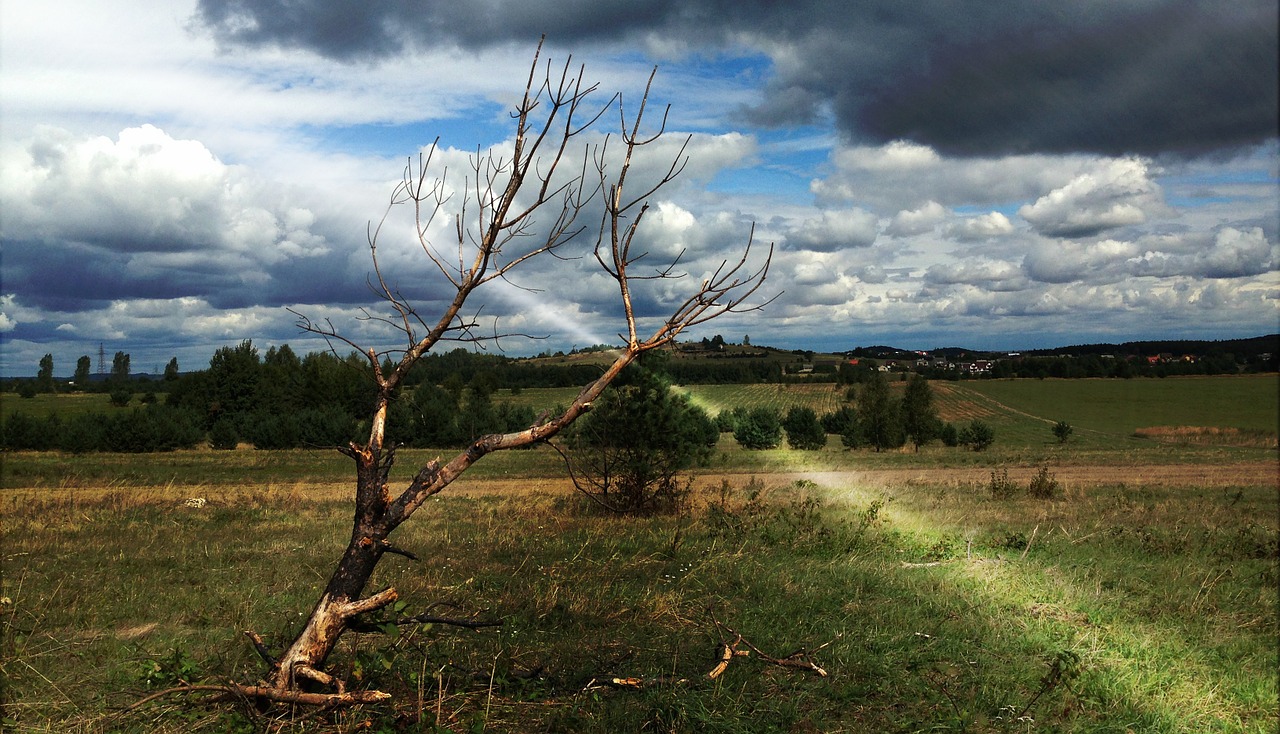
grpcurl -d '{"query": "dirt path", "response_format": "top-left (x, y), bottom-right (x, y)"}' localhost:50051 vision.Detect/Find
top-left (444, 461), bottom-right (1278, 495)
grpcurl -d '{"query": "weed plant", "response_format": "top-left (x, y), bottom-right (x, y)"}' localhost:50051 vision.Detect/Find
top-left (1026, 466), bottom-right (1061, 499)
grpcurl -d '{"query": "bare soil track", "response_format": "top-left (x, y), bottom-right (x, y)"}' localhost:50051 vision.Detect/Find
top-left (444, 460), bottom-right (1278, 495)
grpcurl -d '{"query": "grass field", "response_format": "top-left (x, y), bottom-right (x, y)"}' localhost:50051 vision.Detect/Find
top-left (0, 392), bottom-right (121, 418)
top-left (1, 375), bottom-right (1277, 732)
top-left (958, 375), bottom-right (1279, 433)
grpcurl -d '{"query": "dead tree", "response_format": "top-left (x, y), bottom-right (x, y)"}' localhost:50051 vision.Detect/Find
top-left (253, 45), bottom-right (772, 702)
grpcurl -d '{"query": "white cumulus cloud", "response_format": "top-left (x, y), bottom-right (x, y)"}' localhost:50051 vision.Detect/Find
top-left (947, 211), bottom-right (1014, 241)
top-left (1018, 157), bottom-right (1167, 237)
top-left (786, 208), bottom-right (879, 251)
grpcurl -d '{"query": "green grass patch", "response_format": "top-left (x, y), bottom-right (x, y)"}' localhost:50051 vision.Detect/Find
top-left (0, 392), bottom-right (122, 418)
top-left (3, 472), bottom-right (1275, 732)
top-left (960, 375), bottom-right (1279, 435)
top-left (0, 445), bottom-right (573, 490)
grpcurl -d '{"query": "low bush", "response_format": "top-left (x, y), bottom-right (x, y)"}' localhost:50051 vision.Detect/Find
top-left (208, 418), bottom-right (239, 450)
top-left (987, 468), bottom-right (1019, 499)
top-left (0, 406), bottom-right (204, 452)
top-left (1027, 466), bottom-right (1061, 499)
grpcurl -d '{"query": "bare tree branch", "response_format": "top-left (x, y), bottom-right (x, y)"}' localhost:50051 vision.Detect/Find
top-left (251, 42), bottom-right (774, 700)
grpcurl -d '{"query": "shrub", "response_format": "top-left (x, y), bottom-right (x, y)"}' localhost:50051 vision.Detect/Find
top-left (1, 412), bottom-right (55, 450)
top-left (958, 420), bottom-right (994, 451)
top-left (243, 411), bottom-right (301, 450)
top-left (1028, 466), bottom-right (1062, 499)
top-left (821, 405), bottom-right (857, 436)
top-left (714, 410), bottom-right (737, 433)
top-left (109, 388), bottom-right (132, 407)
top-left (298, 407), bottom-right (359, 447)
top-left (987, 468), bottom-right (1019, 499)
top-left (91, 406), bottom-right (204, 452)
top-left (839, 420), bottom-right (864, 449)
top-left (59, 418), bottom-right (106, 454)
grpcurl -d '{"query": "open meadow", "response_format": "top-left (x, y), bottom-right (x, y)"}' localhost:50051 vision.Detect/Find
top-left (1, 375), bottom-right (1277, 732)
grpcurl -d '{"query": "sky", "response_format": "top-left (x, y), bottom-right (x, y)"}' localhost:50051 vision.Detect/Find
top-left (1, 0), bottom-right (1277, 377)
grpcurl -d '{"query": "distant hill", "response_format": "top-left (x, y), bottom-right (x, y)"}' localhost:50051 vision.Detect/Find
top-left (1020, 335), bottom-right (1278, 359)
top-left (833, 335), bottom-right (1277, 361)
top-left (8, 335), bottom-right (1275, 381)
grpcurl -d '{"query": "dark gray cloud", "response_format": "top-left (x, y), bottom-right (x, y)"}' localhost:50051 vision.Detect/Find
top-left (854, 1), bottom-right (1278, 156)
top-left (194, 0), bottom-right (1278, 157)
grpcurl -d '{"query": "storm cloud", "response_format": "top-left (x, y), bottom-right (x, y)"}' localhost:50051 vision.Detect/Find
top-left (0, 0), bottom-right (1275, 376)
top-left (194, 0), bottom-right (1278, 157)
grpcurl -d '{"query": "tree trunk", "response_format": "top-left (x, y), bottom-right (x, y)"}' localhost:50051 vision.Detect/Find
top-left (270, 448), bottom-right (398, 691)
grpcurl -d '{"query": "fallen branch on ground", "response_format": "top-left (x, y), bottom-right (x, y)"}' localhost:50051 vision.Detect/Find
top-left (349, 601), bottom-right (504, 632)
top-left (118, 682), bottom-right (391, 718)
top-left (708, 612), bottom-right (836, 679)
top-left (582, 675), bottom-right (690, 691)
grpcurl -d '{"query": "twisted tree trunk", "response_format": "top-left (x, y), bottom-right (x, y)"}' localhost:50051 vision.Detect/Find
top-left (267, 352), bottom-right (639, 692)
top-left (270, 447), bottom-right (396, 690)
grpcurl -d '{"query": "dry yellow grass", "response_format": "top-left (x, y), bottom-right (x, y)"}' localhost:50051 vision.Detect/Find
top-left (1134, 425), bottom-right (1279, 449)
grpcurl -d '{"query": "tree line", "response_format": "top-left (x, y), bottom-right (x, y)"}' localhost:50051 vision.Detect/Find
top-left (1, 341), bottom-right (559, 452)
top-left (2, 340), bottom-right (995, 456)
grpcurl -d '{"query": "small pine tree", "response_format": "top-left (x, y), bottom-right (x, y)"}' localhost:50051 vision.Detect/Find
top-left (566, 365), bottom-right (716, 513)
top-left (939, 422), bottom-right (960, 447)
top-left (899, 374), bottom-right (941, 451)
top-left (857, 371), bottom-right (904, 452)
top-left (733, 406), bottom-right (782, 450)
top-left (783, 406), bottom-right (826, 450)
top-left (958, 420), bottom-right (995, 451)
top-left (1052, 421), bottom-right (1073, 444)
